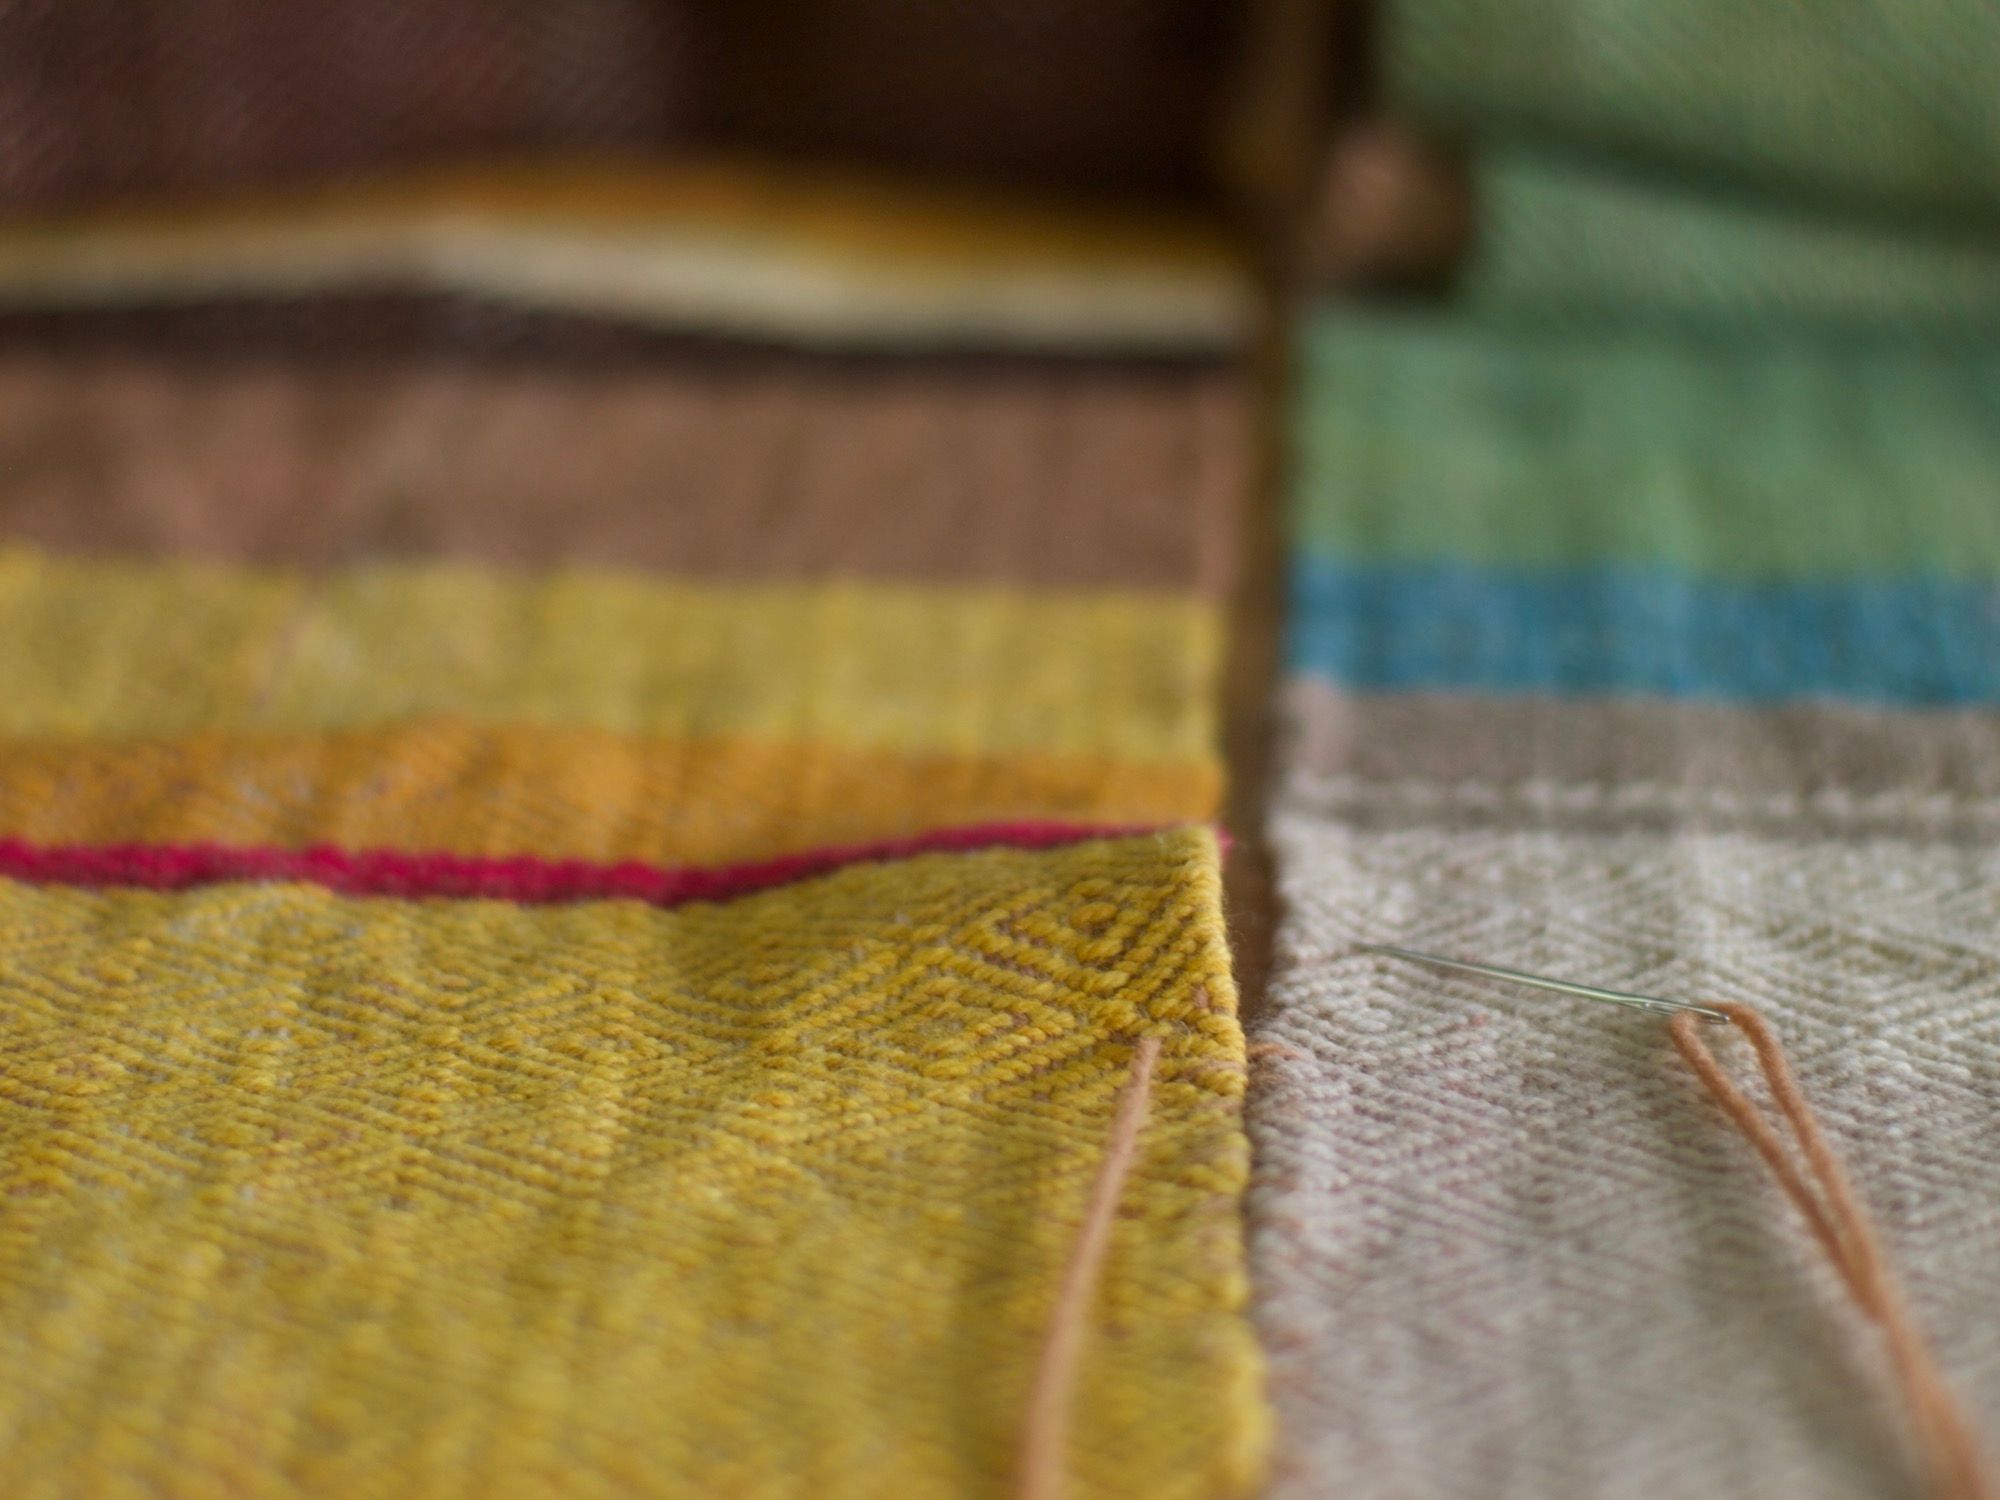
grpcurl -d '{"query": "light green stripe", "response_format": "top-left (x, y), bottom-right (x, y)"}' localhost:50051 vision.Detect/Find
top-left (1387, 0), bottom-right (2000, 222)
top-left (1464, 150), bottom-right (2000, 334)
top-left (1294, 306), bottom-right (2000, 578)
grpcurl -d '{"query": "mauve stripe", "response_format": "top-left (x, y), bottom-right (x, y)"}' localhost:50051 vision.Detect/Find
top-left (0, 353), bottom-right (1245, 593)
top-left (1283, 681), bottom-right (2000, 805)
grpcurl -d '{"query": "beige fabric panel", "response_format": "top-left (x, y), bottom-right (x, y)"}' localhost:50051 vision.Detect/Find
top-left (1249, 808), bottom-right (2000, 1498)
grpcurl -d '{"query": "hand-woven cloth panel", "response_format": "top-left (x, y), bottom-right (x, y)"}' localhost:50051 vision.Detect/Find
top-left (0, 830), bottom-right (1266, 1499)
top-left (1257, 295), bottom-right (2000, 1492)
top-left (0, 352), bottom-right (1245, 593)
top-left (1249, 813), bottom-right (2000, 1499)
top-left (1384, 0), bottom-right (2000, 221)
top-left (0, 0), bottom-right (697, 212)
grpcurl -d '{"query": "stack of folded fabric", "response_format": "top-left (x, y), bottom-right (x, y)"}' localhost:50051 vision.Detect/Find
top-left (1387, 0), bottom-right (2000, 329)
top-left (1253, 2), bottom-right (2000, 1496)
top-left (0, 8), bottom-right (1276, 1494)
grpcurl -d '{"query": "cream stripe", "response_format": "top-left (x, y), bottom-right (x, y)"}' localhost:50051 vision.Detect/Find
top-left (0, 165), bottom-right (1251, 353)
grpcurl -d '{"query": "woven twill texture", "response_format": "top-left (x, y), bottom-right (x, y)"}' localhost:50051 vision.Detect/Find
top-left (1252, 816), bottom-right (2000, 1499)
top-left (0, 831), bottom-right (1263, 1499)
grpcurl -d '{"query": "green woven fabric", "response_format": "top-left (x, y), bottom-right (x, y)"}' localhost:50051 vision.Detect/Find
top-left (1386, 0), bottom-right (2000, 325)
top-left (1464, 148), bottom-right (2000, 331)
top-left (1293, 305), bottom-right (2000, 578)
top-left (1389, 0), bottom-right (2000, 221)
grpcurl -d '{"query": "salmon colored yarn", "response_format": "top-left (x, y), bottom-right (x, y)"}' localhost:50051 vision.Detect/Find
top-left (1671, 1006), bottom-right (1995, 1500)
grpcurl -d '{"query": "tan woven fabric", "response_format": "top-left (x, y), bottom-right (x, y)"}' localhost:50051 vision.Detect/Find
top-left (1284, 683), bottom-right (2000, 840)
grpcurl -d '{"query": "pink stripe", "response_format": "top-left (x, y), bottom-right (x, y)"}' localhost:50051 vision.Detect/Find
top-left (0, 822), bottom-right (1169, 909)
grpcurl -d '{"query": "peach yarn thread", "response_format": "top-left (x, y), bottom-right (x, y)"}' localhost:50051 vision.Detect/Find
top-left (1017, 1034), bottom-right (1164, 1500)
top-left (1670, 1003), bottom-right (1994, 1500)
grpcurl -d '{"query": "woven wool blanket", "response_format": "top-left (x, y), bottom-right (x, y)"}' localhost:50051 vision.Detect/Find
top-left (0, 172), bottom-right (1270, 1494)
top-left (1250, 305), bottom-right (2000, 1498)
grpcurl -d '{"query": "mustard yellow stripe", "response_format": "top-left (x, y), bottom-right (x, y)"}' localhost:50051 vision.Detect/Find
top-left (0, 831), bottom-right (1264, 1498)
top-left (0, 723), bottom-right (1220, 864)
top-left (0, 551), bottom-right (1220, 763)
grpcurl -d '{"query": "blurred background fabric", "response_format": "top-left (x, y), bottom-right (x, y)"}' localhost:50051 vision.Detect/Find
top-left (0, 0), bottom-right (1262, 213)
top-left (1311, 0), bottom-right (2000, 327)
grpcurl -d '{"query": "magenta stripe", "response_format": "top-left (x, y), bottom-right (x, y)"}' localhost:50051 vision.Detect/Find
top-left (0, 822), bottom-right (1170, 909)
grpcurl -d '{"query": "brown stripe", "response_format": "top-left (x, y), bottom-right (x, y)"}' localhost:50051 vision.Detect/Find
top-left (0, 352), bottom-right (1245, 593)
top-left (1287, 681), bottom-right (2000, 804)
top-left (2, 3), bottom-right (1245, 213)
top-left (0, 1), bottom-right (692, 212)
top-left (0, 295), bottom-right (1241, 371)
top-left (704, 0), bottom-right (1243, 203)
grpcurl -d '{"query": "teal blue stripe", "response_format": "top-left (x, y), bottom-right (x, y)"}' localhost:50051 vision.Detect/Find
top-left (1289, 560), bottom-right (2000, 704)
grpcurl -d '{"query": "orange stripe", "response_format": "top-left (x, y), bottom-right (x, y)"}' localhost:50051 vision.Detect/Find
top-left (0, 721), bottom-right (1218, 865)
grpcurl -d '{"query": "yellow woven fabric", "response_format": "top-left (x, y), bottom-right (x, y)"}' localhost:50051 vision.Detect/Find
top-left (0, 831), bottom-right (1264, 1499)
top-left (0, 724), bottom-right (1218, 862)
top-left (0, 551), bottom-right (1217, 762)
